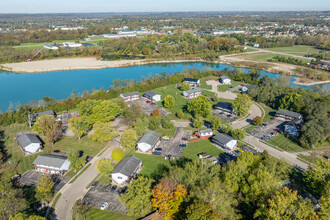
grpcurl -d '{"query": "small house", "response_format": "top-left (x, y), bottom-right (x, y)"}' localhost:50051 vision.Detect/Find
top-left (212, 133), bottom-right (238, 150)
top-left (33, 110), bottom-right (56, 119)
top-left (143, 91), bottom-right (162, 102)
top-left (111, 156), bottom-right (142, 185)
top-left (17, 133), bottom-right (43, 155)
top-left (198, 152), bottom-right (218, 165)
top-left (219, 76), bottom-right (231, 85)
top-left (214, 102), bottom-right (234, 114)
top-left (136, 131), bottom-right (161, 152)
top-left (275, 109), bottom-right (302, 121)
top-left (182, 78), bottom-right (200, 87)
top-left (182, 88), bottom-right (202, 99)
top-left (120, 91), bottom-right (141, 102)
top-left (33, 154), bottom-right (70, 175)
top-left (197, 129), bottom-right (213, 138)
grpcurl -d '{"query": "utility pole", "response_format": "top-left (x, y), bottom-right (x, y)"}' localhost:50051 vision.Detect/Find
top-left (28, 113), bottom-right (32, 128)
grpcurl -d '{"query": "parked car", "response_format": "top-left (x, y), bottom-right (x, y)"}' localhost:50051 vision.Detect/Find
top-left (275, 129), bottom-right (280, 132)
top-left (100, 202), bottom-right (109, 210)
top-left (182, 138), bottom-right (188, 141)
top-left (155, 148), bottom-right (162, 151)
top-left (234, 150), bottom-right (241, 155)
top-left (146, 100), bottom-right (152, 104)
top-left (228, 115), bottom-right (234, 118)
top-left (179, 143), bottom-right (187, 147)
top-left (241, 84), bottom-right (245, 86)
top-left (152, 151), bottom-right (161, 155)
top-left (91, 181), bottom-right (98, 187)
top-left (162, 136), bottom-right (170, 140)
top-left (237, 148), bottom-right (244, 152)
top-left (111, 185), bottom-right (117, 191)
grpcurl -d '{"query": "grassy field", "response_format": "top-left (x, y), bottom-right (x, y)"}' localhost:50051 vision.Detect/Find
top-left (263, 46), bottom-right (320, 57)
top-left (202, 90), bottom-right (215, 97)
top-left (2, 123), bottom-right (105, 174)
top-left (155, 127), bottom-right (177, 137)
top-left (252, 53), bottom-right (311, 63)
top-left (200, 79), bottom-right (212, 90)
top-left (182, 139), bottom-right (224, 160)
top-left (268, 134), bottom-right (304, 152)
top-left (217, 81), bottom-right (241, 92)
top-left (87, 208), bottom-right (136, 220)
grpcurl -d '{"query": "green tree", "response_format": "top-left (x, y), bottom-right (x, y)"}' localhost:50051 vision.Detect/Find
top-left (89, 122), bottom-right (119, 142)
top-left (193, 116), bottom-right (204, 129)
top-left (111, 148), bottom-right (124, 162)
top-left (318, 185), bottom-right (330, 219)
top-left (32, 114), bottom-right (62, 145)
top-left (179, 82), bottom-right (191, 91)
top-left (149, 117), bottom-right (161, 130)
top-left (69, 116), bottom-right (92, 140)
top-left (231, 128), bottom-right (246, 140)
top-left (89, 100), bottom-right (121, 123)
top-left (96, 159), bottom-right (114, 176)
top-left (176, 109), bottom-right (184, 119)
top-left (232, 93), bottom-right (252, 116)
top-left (120, 176), bottom-right (153, 217)
top-left (253, 116), bottom-right (263, 125)
top-left (161, 117), bottom-right (174, 129)
top-left (37, 176), bottom-right (54, 198)
top-left (186, 199), bottom-right (219, 220)
top-left (68, 151), bottom-right (86, 172)
top-left (121, 129), bottom-right (137, 149)
top-left (164, 95), bottom-right (175, 108)
top-left (208, 115), bottom-right (221, 131)
top-left (187, 96), bottom-right (212, 117)
top-left (134, 117), bottom-right (149, 136)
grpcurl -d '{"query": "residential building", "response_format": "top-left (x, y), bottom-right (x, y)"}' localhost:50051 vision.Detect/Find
top-left (275, 109), bottom-right (302, 121)
top-left (182, 78), bottom-right (200, 86)
top-left (17, 133), bottom-right (43, 155)
top-left (111, 156), bottom-right (142, 185)
top-left (198, 152), bottom-right (218, 165)
top-left (120, 91), bottom-right (141, 102)
top-left (212, 133), bottom-right (238, 150)
top-left (215, 102), bottom-right (234, 114)
top-left (219, 75), bottom-right (231, 85)
top-left (136, 131), bottom-right (161, 152)
top-left (33, 154), bottom-right (70, 175)
top-left (182, 88), bottom-right (202, 99)
top-left (197, 129), bottom-right (213, 138)
top-left (33, 110), bottom-right (56, 119)
top-left (143, 91), bottom-right (162, 102)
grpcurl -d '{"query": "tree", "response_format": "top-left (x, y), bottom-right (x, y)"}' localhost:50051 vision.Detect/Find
top-left (89, 122), bottom-right (119, 142)
top-left (152, 108), bottom-right (162, 118)
top-left (69, 116), bottom-right (92, 139)
top-left (37, 176), bottom-right (54, 198)
top-left (121, 129), bottom-right (137, 149)
top-left (96, 159), bottom-right (114, 176)
top-left (193, 116), bottom-right (204, 129)
top-left (9, 213), bottom-right (45, 220)
top-left (209, 115), bottom-right (221, 130)
top-left (253, 116), bottom-right (263, 125)
top-left (164, 95), bottom-right (175, 108)
top-left (149, 117), bottom-right (161, 130)
top-left (186, 199), bottom-right (220, 220)
top-left (254, 187), bottom-right (318, 219)
top-left (134, 118), bottom-right (149, 136)
top-left (111, 148), bottom-right (124, 162)
top-left (120, 176), bottom-right (153, 217)
top-left (161, 117), bottom-right (174, 129)
top-left (152, 178), bottom-right (187, 220)
top-left (90, 100), bottom-right (121, 123)
top-left (176, 109), bottom-right (184, 119)
top-left (187, 96), bottom-right (212, 117)
top-left (318, 185), bottom-right (330, 219)
top-left (231, 128), bottom-right (246, 140)
top-left (68, 151), bottom-right (86, 172)
top-left (232, 93), bottom-right (252, 116)
top-left (32, 114), bottom-right (62, 145)
top-left (179, 82), bottom-right (191, 91)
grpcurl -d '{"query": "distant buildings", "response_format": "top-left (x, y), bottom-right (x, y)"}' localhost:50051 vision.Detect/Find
top-left (33, 110), bottom-right (56, 121)
top-left (212, 133), bottom-right (238, 150)
top-left (103, 33), bottom-right (136, 39)
top-left (17, 133), bottom-right (43, 155)
top-left (212, 29), bottom-right (246, 35)
top-left (182, 88), bottom-right (202, 99)
top-left (143, 91), bottom-right (162, 102)
top-left (136, 131), bottom-right (161, 152)
top-left (111, 156), bottom-right (142, 185)
top-left (33, 154), bottom-right (70, 175)
top-left (120, 91), bottom-right (141, 102)
top-left (44, 42), bottom-right (83, 50)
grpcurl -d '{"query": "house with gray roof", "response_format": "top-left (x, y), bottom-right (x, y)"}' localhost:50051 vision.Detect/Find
top-left (136, 131), bottom-right (161, 152)
top-left (33, 110), bottom-right (56, 120)
top-left (111, 156), bottom-right (142, 185)
top-left (143, 91), bottom-right (161, 102)
top-left (212, 133), bottom-right (238, 150)
top-left (182, 88), bottom-right (202, 99)
top-left (120, 91), bottom-right (141, 102)
top-left (215, 102), bottom-right (235, 114)
top-left (220, 75), bottom-right (231, 84)
top-left (275, 109), bottom-right (302, 121)
top-left (17, 133), bottom-right (43, 155)
top-left (197, 129), bottom-right (213, 137)
top-left (33, 154), bottom-right (70, 175)
top-left (182, 78), bottom-right (200, 86)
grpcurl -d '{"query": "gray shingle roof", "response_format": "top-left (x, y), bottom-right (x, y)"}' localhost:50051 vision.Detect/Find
top-left (111, 156), bottom-right (142, 177)
top-left (199, 129), bottom-right (213, 136)
top-left (220, 75), bottom-right (231, 80)
top-left (276, 109), bottom-right (302, 119)
top-left (184, 88), bottom-right (202, 94)
top-left (33, 110), bottom-right (55, 118)
top-left (213, 133), bottom-right (236, 145)
top-left (17, 134), bottom-right (42, 148)
top-left (120, 91), bottom-right (140, 98)
top-left (144, 91), bottom-right (159, 98)
top-left (33, 154), bottom-right (68, 169)
top-left (183, 78), bottom-right (199, 83)
top-left (137, 131), bottom-right (161, 147)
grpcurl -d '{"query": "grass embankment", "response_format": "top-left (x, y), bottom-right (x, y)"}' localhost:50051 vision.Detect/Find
top-left (86, 208), bottom-right (136, 220)
top-left (2, 123), bottom-right (105, 174)
top-left (268, 134), bottom-right (304, 152)
top-left (262, 46), bottom-right (320, 57)
top-left (182, 139), bottom-right (224, 160)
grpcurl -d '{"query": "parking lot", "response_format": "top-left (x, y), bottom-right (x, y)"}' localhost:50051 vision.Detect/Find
top-left (218, 145), bottom-right (259, 165)
top-left (212, 110), bottom-right (237, 123)
top-left (248, 119), bottom-right (285, 141)
top-left (158, 127), bottom-right (192, 158)
top-left (18, 170), bottom-right (70, 191)
top-left (83, 184), bottom-right (127, 214)
top-left (136, 99), bottom-right (170, 118)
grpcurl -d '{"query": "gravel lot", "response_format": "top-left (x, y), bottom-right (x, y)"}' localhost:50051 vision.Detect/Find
top-left (249, 119), bottom-right (284, 140)
top-left (136, 99), bottom-right (170, 118)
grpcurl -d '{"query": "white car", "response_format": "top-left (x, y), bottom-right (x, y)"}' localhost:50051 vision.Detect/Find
top-left (100, 202), bottom-right (109, 210)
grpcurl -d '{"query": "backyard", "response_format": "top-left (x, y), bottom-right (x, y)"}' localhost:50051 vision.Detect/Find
top-left (182, 139), bottom-right (224, 160)
top-left (268, 134), bottom-right (304, 152)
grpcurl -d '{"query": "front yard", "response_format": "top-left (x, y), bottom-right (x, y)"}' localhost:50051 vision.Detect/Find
top-left (182, 139), bottom-right (224, 160)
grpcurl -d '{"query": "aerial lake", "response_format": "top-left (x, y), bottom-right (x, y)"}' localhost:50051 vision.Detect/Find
top-left (0, 62), bottom-right (329, 111)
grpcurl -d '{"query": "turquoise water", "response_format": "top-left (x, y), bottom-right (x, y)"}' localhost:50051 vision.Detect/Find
top-left (0, 62), bottom-right (328, 111)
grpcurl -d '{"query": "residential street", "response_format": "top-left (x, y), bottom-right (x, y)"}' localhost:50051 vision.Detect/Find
top-left (54, 140), bottom-right (120, 220)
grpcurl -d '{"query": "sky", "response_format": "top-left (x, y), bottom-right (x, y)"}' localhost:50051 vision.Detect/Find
top-left (0, 0), bottom-right (329, 13)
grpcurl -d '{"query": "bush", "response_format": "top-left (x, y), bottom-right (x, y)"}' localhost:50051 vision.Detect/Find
top-left (253, 116), bottom-right (263, 125)
top-left (177, 109), bottom-right (184, 118)
top-left (111, 148), bottom-right (124, 162)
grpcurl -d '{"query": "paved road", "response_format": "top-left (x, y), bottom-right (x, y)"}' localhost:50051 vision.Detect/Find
top-left (54, 140), bottom-right (119, 220)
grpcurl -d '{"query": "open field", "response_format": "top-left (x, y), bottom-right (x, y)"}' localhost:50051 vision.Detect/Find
top-left (268, 134), bottom-right (304, 152)
top-left (87, 208), bottom-right (136, 220)
top-left (182, 139), bottom-right (224, 160)
top-left (262, 46), bottom-right (321, 57)
top-left (252, 53), bottom-right (310, 64)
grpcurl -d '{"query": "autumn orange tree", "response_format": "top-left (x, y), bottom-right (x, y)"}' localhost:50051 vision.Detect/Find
top-left (152, 108), bottom-right (162, 118)
top-left (152, 178), bottom-right (187, 220)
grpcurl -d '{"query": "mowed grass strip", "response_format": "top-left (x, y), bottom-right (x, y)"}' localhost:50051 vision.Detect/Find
top-left (268, 134), bottom-right (304, 152)
top-left (132, 152), bottom-right (170, 178)
top-left (263, 46), bottom-right (320, 56)
top-left (86, 208), bottom-right (136, 220)
top-left (183, 139), bottom-right (224, 160)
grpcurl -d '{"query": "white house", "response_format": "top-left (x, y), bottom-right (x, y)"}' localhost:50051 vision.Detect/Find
top-left (103, 33), bottom-right (137, 39)
top-left (17, 134), bottom-right (43, 155)
top-left (182, 78), bottom-right (200, 87)
top-left (219, 76), bottom-right (231, 85)
top-left (33, 154), bottom-right (70, 175)
top-left (197, 129), bottom-right (213, 138)
top-left (44, 44), bottom-right (61, 50)
top-left (136, 131), bottom-right (161, 152)
top-left (198, 153), bottom-right (218, 165)
top-left (120, 91), bottom-right (141, 102)
top-left (182, 88), bottom-right (202, 99)
top-left (63, 42), bottom-right (82, 48)
top-left (111, 156), bottom-right (142, 185)
top-left (143, 91), bottom-right (161, 102)
top-left (212, 133), bottom-right (238, 150)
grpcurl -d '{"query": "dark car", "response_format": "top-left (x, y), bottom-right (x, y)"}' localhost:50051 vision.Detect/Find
top-left (182, 138), bottom-right (188, 141)
top-left (91, 181), bottom-right (98, 187)
top-left (111, 185), bottom-right (117, 191)
top-left (152, 151), bottom-right (161, 155)
top-left (155, 148), bottom-right (162, 151)
top-left (179, 143), bottom-right (187, 147)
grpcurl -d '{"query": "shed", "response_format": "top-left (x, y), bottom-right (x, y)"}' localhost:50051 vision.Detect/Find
top-left (136, 131), bottom-right (161, 152)
top-left (17, 133), bottom-right (43, 155)
top-left (111, 156), bottom-right (142, 185)
top-left (212, 133), bottom-right (238, 150)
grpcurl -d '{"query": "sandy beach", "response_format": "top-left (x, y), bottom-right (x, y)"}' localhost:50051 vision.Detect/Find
top-left (0, 57), bottom-right (203, 73)
top-left (293, 79), bottom-right (330, 86)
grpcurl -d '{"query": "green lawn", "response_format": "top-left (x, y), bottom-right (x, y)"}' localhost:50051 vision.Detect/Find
top-left (87, 208), bottom-right (136, 220)
top-left (155, 127), bottom-right (177, 137)
top-left (263, 46), bottom-right (320, 57)
top-left (2, 123), bottom-right (105, 174)
top-left (182, 139), bottom-right (224, 160)
top-left (217, 81), bottom-right (241, 92)
top-left (202, 90), bottom-right (215, 97)
top-left (253, 53), bottom-right (279, 61)
top-left (153, 85), bottom-right (191, 119)
top-left (200, 79), bottom-right (212, 90)
top-left (97, 175), bottom-right (110, 185)
top-left (268, 134), bottom-right (304, 152)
